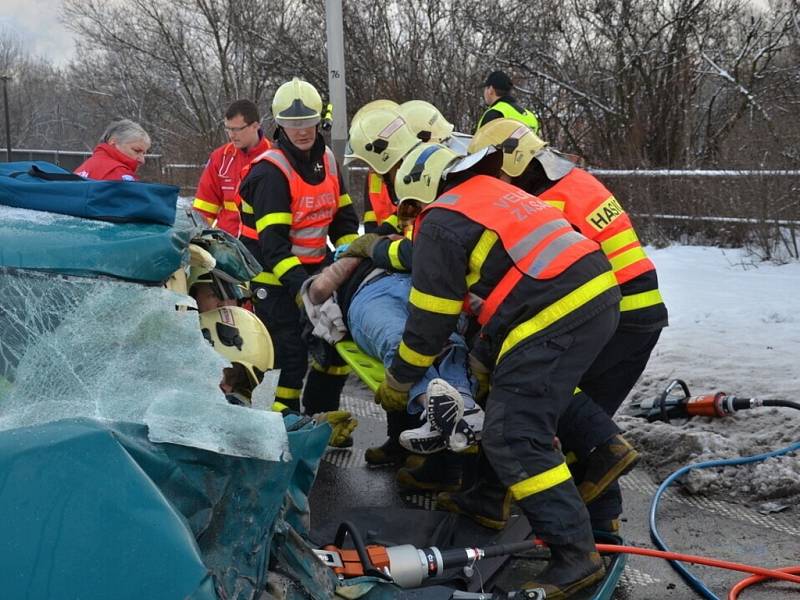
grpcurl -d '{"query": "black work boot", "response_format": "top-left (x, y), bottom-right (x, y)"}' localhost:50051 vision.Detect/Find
top-left (523, 535), bottom-right (606, 599)
top-left (576, 434), bottom-right (640, 504)
top-left (364, 438), bottom-right (408, 466)
top-left (436, 478), bottom-right (512, 530)
top-left (590, 518), bottom-right (620, 534)
top-left (396, 451), bottom-right (462, 492)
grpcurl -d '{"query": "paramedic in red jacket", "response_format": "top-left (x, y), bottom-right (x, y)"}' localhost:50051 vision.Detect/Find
top-left (74, 119), bottom-right (151, 181)
top-left (192, 100), bottom-right (272, 236)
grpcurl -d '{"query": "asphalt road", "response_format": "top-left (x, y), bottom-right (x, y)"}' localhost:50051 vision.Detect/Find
top-left (309, 382), bottom-right (800, 599)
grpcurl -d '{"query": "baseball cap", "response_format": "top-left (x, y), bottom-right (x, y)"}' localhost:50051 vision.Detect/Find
top-left (481, 70), bottom-right (513, 91)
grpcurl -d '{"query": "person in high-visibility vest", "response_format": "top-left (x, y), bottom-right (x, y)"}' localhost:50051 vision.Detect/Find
top-left (345, 102), bottom-right (460, 273)
top-left (475, 70), bottom-right (539, 134)
top-left (469, 118), bottom-right (668, 533)
top-left (237, 78), bottom-right (359, 415)
top-left (342, 106), bottom-right (426, 465)
top-left (348, 100), bottom-right (404, 235)
top-left (192, 100), bottom-right (272, 236)
top-left (382, 142), bottom-right (622, 598)
top-left (357, 99), bottom-right (459, 236)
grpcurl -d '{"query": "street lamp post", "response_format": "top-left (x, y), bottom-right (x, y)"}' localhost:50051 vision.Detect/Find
top-left (1, 75), bottom-right (11, 162)
top-left (325, 0), bottom-right (348, 170)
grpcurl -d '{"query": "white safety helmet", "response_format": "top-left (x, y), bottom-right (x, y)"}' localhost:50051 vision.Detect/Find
top-left (393, 142), bottom-right (462, 206)
top-left (272, 77), bottom-right (323, 129)
top-left (199, 306), bottom-right (275, 387)
top-left (398, 100), bottom-right (454, 143)
top-left (344, 108), bottom-right (420, 174)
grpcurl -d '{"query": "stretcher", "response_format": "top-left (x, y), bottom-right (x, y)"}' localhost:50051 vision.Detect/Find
top-left (335, 339), bottom-right (385, 393)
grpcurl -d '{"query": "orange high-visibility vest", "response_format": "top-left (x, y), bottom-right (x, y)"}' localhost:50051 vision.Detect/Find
top-left (537, 168), bottom-right (655, 286)
top-left (367, 171), bottom-right (396, 225)
top-left (239, 147), bottom-right (340, 265)
top-left (418, 175), bottom-right (599, 324)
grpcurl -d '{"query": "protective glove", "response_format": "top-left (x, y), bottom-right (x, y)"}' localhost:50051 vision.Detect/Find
top-left (316, 410), bottom-right (359, 448)
top-left (339, 233), bottom-right (380, 259)
top-left (469, 353), bottom-right (492, 407)
top-left (375, 370), bottom-right (413, 412)
top-left (333, 243), bottom-right (350, 261)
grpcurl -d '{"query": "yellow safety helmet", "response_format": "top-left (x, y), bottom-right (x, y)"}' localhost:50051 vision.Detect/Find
top-left (199, 306), bottom-right (275, 387)
top-left (468, 118), bottom-right (547, 178)
top-left (344, 108), bottom-right (420, 174)
top-left (393, 142), bottom-right (462, 205)
top-left (272, 77), bottom-right (323, 128)
top-left (351, 99), bottom-right (399, 129)
top-left (398, 100), bottom-right (454, 143)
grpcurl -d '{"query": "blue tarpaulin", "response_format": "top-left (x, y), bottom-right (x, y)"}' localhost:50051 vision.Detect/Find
top-left (0, 418), bottom-right (334, 600)
top-left (0, 161), bottom-right (179, 225)
top-left (0, 209), bottom-right (192, 282)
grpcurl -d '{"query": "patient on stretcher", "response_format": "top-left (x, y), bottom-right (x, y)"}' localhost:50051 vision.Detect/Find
top-left (303, 257), bottom-right (484, 454)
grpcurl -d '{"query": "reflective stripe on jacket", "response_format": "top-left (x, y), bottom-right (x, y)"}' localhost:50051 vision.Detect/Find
top-left (192, 137), bottom-right (271, 236)
top-left (364, 171), bottom-right (399, 231)
top-left (239, 147), bottom-right (340, 265)
top-left (418, 175), bottom-right (600, 326)
top-left (537, 168), bottom-right (664, 313)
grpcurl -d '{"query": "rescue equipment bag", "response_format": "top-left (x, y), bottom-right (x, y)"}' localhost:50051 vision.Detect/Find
top-left (0, 161), bottom-right (178, 225)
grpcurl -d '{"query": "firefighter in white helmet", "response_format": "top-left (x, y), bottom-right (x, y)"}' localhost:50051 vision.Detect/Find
top-left (198, 306), bottom-right (357, 446)
top-left (380, 142), bottom-right (623, 598)
top-left (340, 105), bottom-right (429, 465)
top-left (237, 77), bottom-right (359, 415)
top-left (468, 119), bottom-right (662, 533)
top-left (349, 100), bottom-right (405, 234)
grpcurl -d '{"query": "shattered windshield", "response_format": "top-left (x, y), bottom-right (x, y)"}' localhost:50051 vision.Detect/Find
top-left (0, 270), bottom-right (228, 430)
top-left (0, 204), bottom-right (288, 461)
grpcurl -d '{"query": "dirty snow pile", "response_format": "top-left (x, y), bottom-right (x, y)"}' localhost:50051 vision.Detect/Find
top-left (620, 246), bottom-right (800, 508)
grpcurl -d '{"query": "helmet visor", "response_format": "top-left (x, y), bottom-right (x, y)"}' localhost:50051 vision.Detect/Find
top-left (535, 148), bottom-right (575, 180)
top-left (445, 145), bottom-right (497, 177)
top-left (276, 115), bottom-right (321, 129)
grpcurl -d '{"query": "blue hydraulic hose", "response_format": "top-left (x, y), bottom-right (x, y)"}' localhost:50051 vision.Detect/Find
top-left (648, 440), bottom-right (800, 600)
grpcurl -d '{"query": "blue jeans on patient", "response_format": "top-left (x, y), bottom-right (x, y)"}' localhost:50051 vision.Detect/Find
top-left (347, 272), bottom-right (475, 412)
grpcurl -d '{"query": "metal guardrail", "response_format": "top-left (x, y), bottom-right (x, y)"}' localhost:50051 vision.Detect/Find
top-left (4, 148), bottom-right (163, 179)
top-left (589, 169), bottom-right (800, 177)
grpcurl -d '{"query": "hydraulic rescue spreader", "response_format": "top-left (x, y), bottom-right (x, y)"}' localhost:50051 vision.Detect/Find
top-left (631, 378), bottom-right (800, 423)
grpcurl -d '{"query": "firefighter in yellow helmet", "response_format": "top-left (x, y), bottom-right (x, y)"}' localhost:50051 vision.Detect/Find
top-left (397, 100), bottom-right (454, 144)
top-left (351, 99), bottom-right (400, 130)
top-left (237, 77), bottom-right (359, 415)
top-left (345, 106), bottom-right (420, 236)
top-left (379, 142), bottom-right (622, 598)
top-left (198, 306), bottom-right (357, 446)
top-left (348, 100), bottom-right (405, 235)
top-left (340, 106), bottom-right (434, 466)
top-left (199, 305), bottom-right (275, 403)
top-left (468, 119), bottom-right (664, 531)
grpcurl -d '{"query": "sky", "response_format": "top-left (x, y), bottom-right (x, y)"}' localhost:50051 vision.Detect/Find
top-left (0, 0), bottom-right (776, 68)
top-left (0, 0), bottom-right (76, 66)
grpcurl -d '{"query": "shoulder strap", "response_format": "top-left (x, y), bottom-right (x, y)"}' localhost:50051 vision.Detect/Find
top-left (24, 165), bottom-right (85, 181)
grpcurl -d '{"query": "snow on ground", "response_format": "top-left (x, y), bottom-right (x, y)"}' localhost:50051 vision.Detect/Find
top-left (620, 245), bottom-right (800, 509)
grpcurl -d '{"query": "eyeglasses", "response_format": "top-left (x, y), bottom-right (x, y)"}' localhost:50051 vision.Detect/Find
top-left (224, 122), bottom-right (255, 134)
